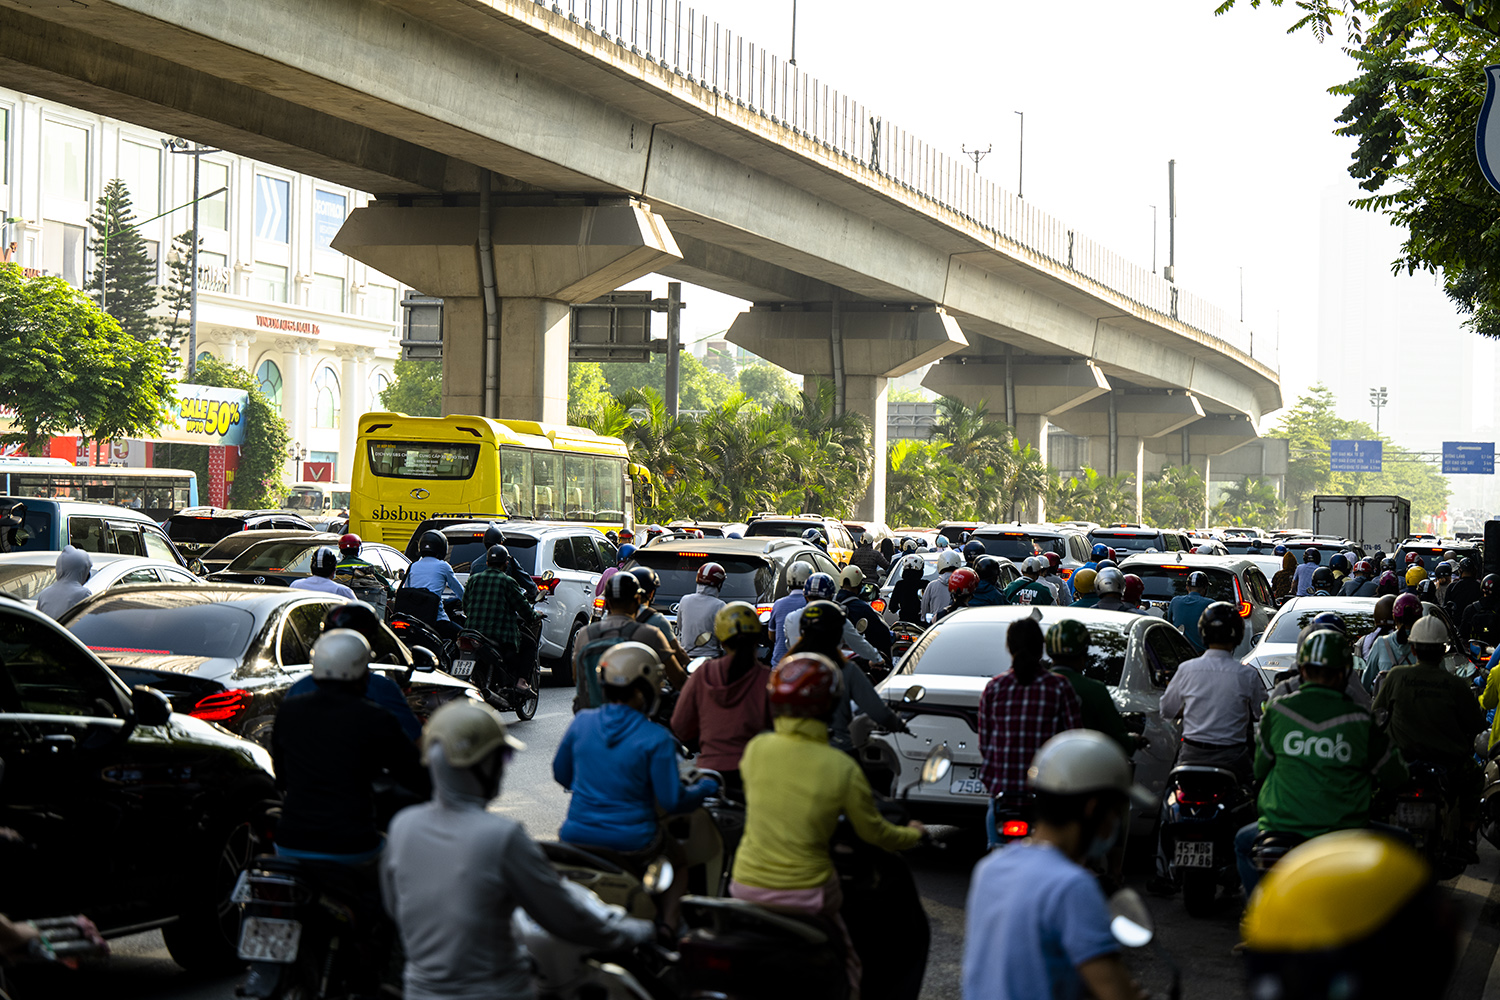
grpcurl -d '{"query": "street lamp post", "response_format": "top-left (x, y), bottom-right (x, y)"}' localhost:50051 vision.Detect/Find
top-left (287, 440), bottom-right (307, 479)
top-left (789, 0), bottom-right (797, 65)
top-left (1014, 111), bottom-right (1024, 199)
top-left (961, 144), bottom-right (992, 173)
top-left (1369, 386), bottom-right (1388, 435)
top-left (163, 138), bottom-right (221, 381)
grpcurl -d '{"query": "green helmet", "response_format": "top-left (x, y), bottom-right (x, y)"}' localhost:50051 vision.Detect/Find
top-left (1296, 628), bottom-right (1352, 674)
top-left (1046, 620), bottom-right (1090, 660)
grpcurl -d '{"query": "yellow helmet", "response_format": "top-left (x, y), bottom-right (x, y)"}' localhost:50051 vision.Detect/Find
top-left (1242, 830), bottom-right (1453, 999)
top-left (1405, 565), bottom-right (1428, 587)
top-left (1073, 568), bottom-right (1097, 595)
top-left (714, 601), bottom-right (763, 643)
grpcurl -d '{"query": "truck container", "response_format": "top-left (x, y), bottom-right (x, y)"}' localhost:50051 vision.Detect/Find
top-left (1311, 495), bottom-right (1411, 553)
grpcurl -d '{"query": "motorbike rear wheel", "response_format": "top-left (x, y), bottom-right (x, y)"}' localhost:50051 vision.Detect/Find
top-left (515, 662), bottom-right (541, 721)
top-left (1181, 869), bottom-right (1217, 918)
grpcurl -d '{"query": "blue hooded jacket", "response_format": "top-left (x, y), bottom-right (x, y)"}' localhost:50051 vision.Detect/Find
top-left (968, 580), bottom-right (1007, 608)
top-left (554, 703), bottom-right (716, 851)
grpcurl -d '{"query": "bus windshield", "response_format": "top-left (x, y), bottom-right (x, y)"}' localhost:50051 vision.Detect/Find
top-left (367, 442), bottom-right (480, 480)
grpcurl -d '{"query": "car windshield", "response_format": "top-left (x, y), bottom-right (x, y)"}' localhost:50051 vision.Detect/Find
top-left (1090, 532), bottom-right (1162, 553)
top-left (445, 532), bottom-right (538, 575)
top-left (226, 541), bottom-right (324, 573)
top-left (1127, 566), bottom-right (1237, 603)
top-left (744, 521), bottom-right (817, 539)
top-left (166, 516), bottom-right (245, 544)
top-left (630, 552), bottom-right (772, 602)
top-left (1266, 605), bottom-right (1378, 644)
top-left (973, 533), bottom-right (1064, 561)
top-left (0, 565), bottom-right (62, 601)
top-left (67, 598), bottom-right (258, 659)
top-left (903, 616), bottom-right (1131, 686)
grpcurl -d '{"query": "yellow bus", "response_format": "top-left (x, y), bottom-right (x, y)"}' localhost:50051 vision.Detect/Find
top-left (350, 412), bottom-right (647, 547)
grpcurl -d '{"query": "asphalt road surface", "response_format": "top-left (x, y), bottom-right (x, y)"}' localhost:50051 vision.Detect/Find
top-left (21, 686), bottom-right (1500, 1000)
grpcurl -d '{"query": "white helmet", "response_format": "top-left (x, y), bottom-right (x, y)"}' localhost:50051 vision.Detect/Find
top-left (840, 565), bottom-right (865, 590)
top-left (938, 549), bottom-right (963, 571)
top-left (598, 641), bottom-right (663, 714)
top-left (902, 538), bottom-right (921, 554)
top-left (1094, 566), bottom-right (1125, 595)
top-left (1029, 729), bottom-right (1151, 806)
top-left (787, 562), bottom-right (815, 588)
top-left (421, 700), bottom-right (525, 767)
top-left (1410, 615), bottom-right (1447, 646)
top-left (311, 628), bottom-right (371, 683)
top-left (1024, 556), bottom-right (1044, 575)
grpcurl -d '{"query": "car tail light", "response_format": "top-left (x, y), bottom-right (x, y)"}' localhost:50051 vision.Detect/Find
top-left (872, 598), bottom-right (887, 613)
top-left (678, 552), bottom-right (711, 559)
top-left (1001, 820), bottom-right (1029, 837)
top-left (756, 603), bottom-right (775, 623)
top-left (191, 688), bottom-right (251, 723)
top-left (1059, 567), bottom-right (1072, 579)
top-left (533, 575), bottom-right (559, 596)
top-left (1234, 577), bottom-right (1252, 618)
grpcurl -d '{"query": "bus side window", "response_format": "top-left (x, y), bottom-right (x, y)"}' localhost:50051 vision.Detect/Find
top-left (533, 453), bottom-right (562, 518)
top-left (501, 448), bottom-right (531, 517)
top-left (594, 458), bottom-right (623, 520)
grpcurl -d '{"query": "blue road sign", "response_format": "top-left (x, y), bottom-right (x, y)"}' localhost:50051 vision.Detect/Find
top-left (1442, 441), bottom-right (1495, 475)
top-left (1330, 440), bottom-right (1382, 473)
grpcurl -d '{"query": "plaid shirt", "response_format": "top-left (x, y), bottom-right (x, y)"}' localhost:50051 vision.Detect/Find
top-left (978, 670), bottom-right (1083, 799)
top-left (462, 566), bottom-right (532, 651)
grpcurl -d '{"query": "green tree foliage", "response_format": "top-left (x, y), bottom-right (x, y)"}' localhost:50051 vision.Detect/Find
top-left (1215, 1), bottom-right (1500, 336)
top-left (1143, 465), bottom-right (1208, 529)
top-left (1049, 468), bottom-right (1137, 525)
top-left (0, 265), bottom-right (176, 455)
top-left (1264, 384), bottom-right (1450, 522)
top-left (567, 362), bottom-right (614, 425)
top-left (597, 353), bottom-right (737, 412)
top-left (189, 356), bottom-right (292, 508)
top-left (1213, 477), bottom-right (1288, 528)
top-left (887, 439), bottom-right (964, 526)
top-left (159, 230), bottom-right (198, 354)
top-left (736, 362), bottom-right (800, 409)
top-left (86, 180), bottom-right (159, 343)
top-left (379, 359), bottom-right (442, 417)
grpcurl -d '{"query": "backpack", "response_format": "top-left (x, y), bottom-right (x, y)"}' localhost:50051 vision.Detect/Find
top-left (573, 621), bottom-right (641, 713)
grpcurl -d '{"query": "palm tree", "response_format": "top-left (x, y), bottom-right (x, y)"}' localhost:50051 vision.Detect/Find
top-left (1050, 468), bottom-right (1135, 525)
top-left (1213, 476), bottom-right (1286, 529)
top-left (887, 439), bottom-right (963, 526)
top-left (1143, 465), bottom-right (1207, 528)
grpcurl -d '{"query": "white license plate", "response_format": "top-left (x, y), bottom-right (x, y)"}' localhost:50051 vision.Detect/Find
top-left (1396, 801), bottom-right (1437, 830)
top-left (450, 658), bottom-right (475, 678)
top-left (237, 916), bottom-right (302, 964)
top-left (949, 767), bottom-right (988, 796)
top-left (1173, 840), bottom-right (1214, 868)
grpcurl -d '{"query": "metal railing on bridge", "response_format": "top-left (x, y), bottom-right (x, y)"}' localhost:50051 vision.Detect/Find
top-left (526, 0), bottom-right (1278, 374)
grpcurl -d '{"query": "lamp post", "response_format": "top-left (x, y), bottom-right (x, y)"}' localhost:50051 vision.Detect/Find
top-left (1150, 205), bottom-right (1157, 274)
top-left (789, 0), bottom-right (797, 65)
top-left (1014, 111), bottom-right (1024, 199)
top-left (163, 138), bottom-right (221, 381)
top-left (287, 440), bottom-right (307, 479)
top-left (961, 144), bottom-right (992, 173)
top-left (1369, 386), bottom-right (1388, 435)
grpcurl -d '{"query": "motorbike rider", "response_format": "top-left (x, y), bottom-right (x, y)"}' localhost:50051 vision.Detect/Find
top-left (837, 566), bottom-right (893, 660)
top-left (1240, 831), bottom-right (1458, 1000)
top-left (1046, 620), bottom-right (1137, 758)
top-left (1403, 565), bottom-right (1428, 596)
top-left (1362, 593), bottom-right (1424, 692)
top-left (889, 555), bottom-right (927, 625)
top-left (963, 729), bottom-right (1149, 1000)
top-left (921, 549), bottom-right (962, 622)
top-left (1447, 558), bottom-right (1484, 626)
top-left (1328, 553), bottom-right (1350, 583)
top-left (1432, 561), bottom-right (1454, 606)
top-left (1167, 571), bottom-right (1215, 650)
top-left (271, 629), bottom-right (430, 863)
top-left (969, 556), bottom-right (1009, 607)
top-left (34, 545), bottom-right (92, 620)
top-left (1085, 542), bottom-right (1110, 572)
top-left (481, 524), bottom-right (539, 603)
top-left (769, 561), bottom-right (815, 664)
top-left (1461, 573), bottom-right (1500, 644)
top-left (729, 652), bottom-right (925, 998)
top-left (282, 603), bottom-right (425, 741)
top-left (849, 533), bottom-right (889, 582)
top-left (334, 533), bottom-right (394, 616)
top-left (802, 527), bottom-right (830, 554)
top-left (1293, 549), bottom-right (1322, 597)
top-left (553, 641), bottom-right (719, 925)
top-left (787, 599), bottom-right (904, 752)
top-left (572, 572), bottom-right (683, 710)
top-left (671, 602), bottom-right (773, 798)
top-left (383, 702), bottom-right (655, 1000)
top-left (934, 566), bottom-right (979, 623)
top-left (979, 616), bottom-right (1084, 847)
top-left (1308, 566), bottom-right (1337, 597)
top-left (291, 546), bottom-right (357, 601)
top-left (678, 561), bottom-right (728, 657)
top-left (1002, 556), bottom-right (1056, 606)
top-left (1271, 551), bottom-right (1298, 601)
top-left (1123, 575), bottom-right (1159, 617)
top-left (1041, 552), bottom-right (1073, 607)
top-left (463, 545), bottom-right (538, 694)
top-left (593, 542), bottom-right (634, 599)
top-left (1071, 568), bottom-right (1099, 609)
top-left (1268, 615), bottom-right (1372, 708)
top-left (1235, 628), bottom-right (1408, 896)
top-left (785, 573), bottom-right (888, 675)
top-left (403, 530), bottom-right (466, 640)
top-left (1090, 567), bottom-right (1139, 615)
top-left (1371, 615), bottom-right (1485, 861)
top-left (631, 566), bottom-right (691, 675)
top-left (1159, 602), bottom-right (1262, 781)
top-left (1339, 560), bottom-right (1378, 597)
top-left (1374, 569), bottom-right (1401, 598)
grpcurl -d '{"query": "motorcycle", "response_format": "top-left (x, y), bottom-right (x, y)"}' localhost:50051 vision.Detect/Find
top-left (1384, 759), bottom-right (1470, 879)
top-left (450, 623), bottom-right (542, 721)
top-left (1160, 765), bottom-right (1256, 917)
top-left (888, 620), bottom-right (926, 661)
top-left (389, 612), bottom-right (453, 671)
top-left (513, 876), bottom-right (677, 999)
top-left (1478, 732), bottom-right (1500, 851)
top-left (234, 855), bottom-right (400, 1000)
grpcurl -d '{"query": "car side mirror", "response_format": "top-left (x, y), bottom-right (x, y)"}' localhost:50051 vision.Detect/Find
top-left (1108, 889), bottom-right (1155, 948)
top-left (920, 744), bottom-right (952, 785)
top-left (409, 646), bottom-right (439, 672)
top-left (542, 570), bottom-right (555, 582)
top-left (188, 558), bottom-right (206, 576)
top-left (1250, 632), bottom-right (1265, 647)
top-left (902, 684), bottom-right (926, 704)
top-left (130, 685), bottom-right (172, 726)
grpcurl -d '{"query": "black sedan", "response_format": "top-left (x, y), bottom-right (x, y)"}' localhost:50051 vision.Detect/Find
top-left (206, 534), bottom-right (410, 587)
top-left (0, 596), bottom-right (277, 971)
top-left (58, 584), bottom-right (477, 746)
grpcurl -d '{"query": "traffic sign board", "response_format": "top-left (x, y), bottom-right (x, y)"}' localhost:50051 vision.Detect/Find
top-left (1442, 441), bottom-right (1495, 474)
top-left (1331, 440), bottom-right (1382, 473)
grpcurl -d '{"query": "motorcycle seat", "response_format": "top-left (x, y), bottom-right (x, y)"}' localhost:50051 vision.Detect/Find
top-left (1250, 830), bottom-right (1307, 871)
top-left (538, 841), bottom-right (629, 876)
top-left (679, 895), bottom-right (830, 945)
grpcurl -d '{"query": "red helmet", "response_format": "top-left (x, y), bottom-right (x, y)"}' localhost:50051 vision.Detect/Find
top-left (338, 533), bottom-right (362, 556)
top-left (1392, 592), bottom-right (1423, 626)
top-left (947, 567), bottom-right (979, 598)
top-left (1404, 551), bottom-right (1418, 565)
top-left (696, 562), bottom-right (727, 588)
top-left (1107, 547), bottom-right (1118, 562)
top-left (768, 653), bottom-right (843, 717)
top-left (1043, 552), bottom-right (1061, 571)
top-left (1354, 559), bottom-right (1373, 575)
top-left (1123, 573), bottom-right (1145, 603)
top-left (619, 528), bottom-right (635, 542)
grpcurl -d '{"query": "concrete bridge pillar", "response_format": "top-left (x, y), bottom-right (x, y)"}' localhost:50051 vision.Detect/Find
top-left (334, 199), bottom-right (680, 422)
top-left (728, 305), bottom-right (967, 523)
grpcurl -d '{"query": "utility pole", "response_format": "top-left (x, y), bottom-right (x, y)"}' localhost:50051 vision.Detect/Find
top-left (1164, 159), bottom-right (1177, 283)
top-left (1370, 386), bottom-right (1388, 435)
top-left (1239, 266), bottom-right (1244, 322)
top-left (789, 0), bottom-right (797, 65)
top-left (1150, 205), bottom-right (1157, 274)
top-left (665, 282), bottom-right (683, 419)
top-left (164, 138), bottom-right (220, 382)
top-left (961, 144), bottom-right (992, 173)
top-left (1014, 111), bottom-right (1025, 199)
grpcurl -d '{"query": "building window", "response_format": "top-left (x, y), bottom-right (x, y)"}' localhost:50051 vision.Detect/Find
top-left (312, 366), bottom-right (340, 429)
top-left (197, 351), bottom-right (214, 367)
top-left (119, 140), bottom-right (161, 220)
top-left (257, 359), bottom-right (283, 407)
top-left (201, 161), bottom-right (229, 230)
top-left (250, 262), bottom-right (288, 303)
top-left (42, 121), bottom-right (88, 201)
top-left (42, 220), bottom-right (86, 287)
top-left (366, 284), bottom-right (397, 322)
top-left (311, 273), bottom-right (345, 313)
top-left (314, 190), bottom-right (346, 251)
top-left (369, 369), bottom-right (391, 407)
top-left (254, 174), bottom-right (290, 243)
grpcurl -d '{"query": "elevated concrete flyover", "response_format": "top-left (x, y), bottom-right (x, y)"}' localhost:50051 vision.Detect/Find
top-left (0, 0), bottom-right (1281, 517)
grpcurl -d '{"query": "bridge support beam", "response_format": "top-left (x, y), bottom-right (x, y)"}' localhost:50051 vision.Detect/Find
top-left (728, 305), bottom-right (967, 523)
top-left (333, 200), bottom-right (680, 422)
top-left (920, 358), bottom-right (1111, 419)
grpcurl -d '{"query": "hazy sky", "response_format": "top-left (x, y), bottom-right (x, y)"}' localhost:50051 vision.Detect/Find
top-left (625, 0), bottom-right (1432, 418)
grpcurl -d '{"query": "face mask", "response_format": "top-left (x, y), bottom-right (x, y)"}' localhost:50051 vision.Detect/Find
top-left (1085, 811), bottom-right (1124, 861)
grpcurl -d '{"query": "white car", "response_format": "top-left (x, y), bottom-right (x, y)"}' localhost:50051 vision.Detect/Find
top-left (1246, 596), bottom-right (1471, 686)
top-left (0, 552), bottom-right (200, 608)
top-left (860, 605), bottom-right (1221, 835)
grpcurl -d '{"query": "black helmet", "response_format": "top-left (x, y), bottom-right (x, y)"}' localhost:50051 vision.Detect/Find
top-left (483, 523), bottom-right (505, 549)
top-left (630, 566), bottom-right (661, 594)
top-left (1460, 557), bottom-right (1478, 577)
top-left (1095, 559), bottom-right (1118, 573)
top-left (418, 530), bottom-right (449, 558)
top-left (1303, 548), bottom-right (1321, 564)
top-left (323, 602), bottom-right (383, 644)
top-left (1484, 573), bottom-right (1500, 600)
top-left (1413, 578), bottom-right (1437, 602)
top-left (603, 570), bottom-right (641, 603)
top-left (975, 555), bottom-right (1003, 584)
top-left (1311, 566), bottom-right (1335, 593)
top-left (1199, 601), bottom-right (1245, 648)
top-left (1186, 571), bottom-right (1210, 591)
top-left (962, 540), bottom-right (986, 566)
top-left (486, 544), bottom-right (511, 571)
top-left (310, 546), bottom-right (339, 577)
top-left (799, 600), bottom-right (846, 646)
top-left (1308, 611), bottom-right (1349, 635)
top-left (1381, 556), bottom-right (1398, 573)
